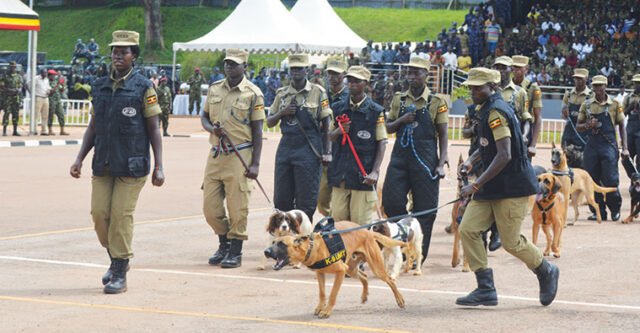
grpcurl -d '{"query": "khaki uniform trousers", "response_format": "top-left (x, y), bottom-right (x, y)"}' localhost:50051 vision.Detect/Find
top-left (330, 182), bottom-right (377, 226)
top-left (91, 174), bottom-right (147, 259)
top-left (203, 149), bottom-right (252, 240)
top-left (460, 196), bottom-right (542, 272)
top-left (317, 166), bottom-right (332, 216)
top-left (35, 96), bottom-right (49, 133)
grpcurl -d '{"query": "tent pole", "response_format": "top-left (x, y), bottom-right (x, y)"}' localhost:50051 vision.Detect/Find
top-left (29, 30), bottom-right (38, 135)
top-left (171, 50), bottom-right (177, 94)
top-left (27, 0), bottom-right (35, 134)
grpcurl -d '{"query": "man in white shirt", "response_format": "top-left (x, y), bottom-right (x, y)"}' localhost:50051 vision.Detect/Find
top-left (443, 46), bottom-right (458, 70)
top-left (27, 68), bottom-right (52, 135)
top-left (370, 44), bottom-right (383, 64)
top-left (554, 55), bottom-right (565, 68)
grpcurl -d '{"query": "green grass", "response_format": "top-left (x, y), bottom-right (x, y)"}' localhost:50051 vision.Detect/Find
top-left (0, 6), bottom-right (464, 69)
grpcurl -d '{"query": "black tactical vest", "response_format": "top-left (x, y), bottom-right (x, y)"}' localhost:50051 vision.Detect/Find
top-left (475, 93), bottom-right (537, 200)
top-left (91, 71), bottom-right (153, 177)
top-left (328, 97), bottom-right (383, 191)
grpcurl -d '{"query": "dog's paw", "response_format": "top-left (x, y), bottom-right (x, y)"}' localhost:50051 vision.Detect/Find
top-left (257, 265), bottom-right (265, 271)
top-left (361, 293), bottom-right (369, 304)
top-left (543, 251), bottom-right (550, 256)
top-left (293, 263), bottom-right (301, 269)
top-left (412, 270), bottom-right (422, 276)
top-left (317, 309), bottom-right (332, 319)
top-left (462, 266), bottom-right (470, 273)
top-left (553, 253), bottom-right (561, 258)
top-left (314, 304), bottom-right (326, 316)
top-left (396, 296), bottom-right (406, 309)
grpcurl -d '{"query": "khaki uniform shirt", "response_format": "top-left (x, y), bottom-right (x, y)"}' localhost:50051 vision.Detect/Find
top-left (387, 87), bottom-right (449, 125)
top-left (500, 81), bottom-right (531, 123)
top-left (578, 95), bottom-right (624, 127)
top-left (520, 78), bottom-right (543, 118)
top-left (204, 76), bottom-right (265, 146)
top-left (269, 80), bottom-right (332, 124)
top-left (562, 86), bottom-right (593, 113)
top-left (91, 69), bottom-right (161, 118)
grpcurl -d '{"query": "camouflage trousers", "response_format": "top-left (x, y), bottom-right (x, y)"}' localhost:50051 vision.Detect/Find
top-left (2, 98), bottom-right (19, 126)
top-left (188, 92), bottom-right (201, 115)
top-left (159, 109), bottom-right (169, 132)
top-left (48, 99), bottom-right (65, 127)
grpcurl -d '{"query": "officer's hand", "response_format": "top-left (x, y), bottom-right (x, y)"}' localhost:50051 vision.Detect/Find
top-left (523, 134), bottom-right (529, 145)
top-left (400, 112), bottom-right (416, 124)
top-left (561, 107), bottom-right (569, 119)
top-left (459, 184), bottom-right (478, 198)
top-left (69, 160), bottom-right (82, 178)
top-left (457, 161), bottom-right (472, 178)
top-left (621, 149), bottom-right (630, 160)
top-left (587, 118), bottom-right (599, 129)
top-left (152, 168), bottom-right (165, 186)
top-left (212, 125), bottom-right (225, 138)
top-left (321, 154), bottom-right (332, 166)
top-left (280, 102), bottom-right (298, 118)
top-left (245, 164), bottom-right (259, 179)
top-left (435, 166), bottom-right (446, 179)
top-left (363, 170), bottom-right (379, 186)
top-left (528, 146), bottom-right (537, 157)
top-left (341, 121), bottom-right (351, 134)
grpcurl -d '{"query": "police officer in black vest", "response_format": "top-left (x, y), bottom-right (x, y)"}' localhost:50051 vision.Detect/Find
top-left (577, 75), bottom-right (627, 221)
top-left (560, 68), bottom-right (592, 167)
top-left (70, 31), bottom-right (165, 294)
top-left (382, 57), bottom-right (448, 266)
top-left (457, 68), bottom-right (558, 307)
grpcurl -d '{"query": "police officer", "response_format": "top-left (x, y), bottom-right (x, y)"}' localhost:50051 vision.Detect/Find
top-left (188, 67), bottom-right (206, 115)
top-left (493, 56), bottom-right (530, 139)
top-left (70, 30), bottom-right (165, 294)
top-left (317, 57), bottom-right (349, 217)
top-left (202, 49), bottom-right (264, 269)
top-left (1, 61), bottom-right (23, 136)
top-left (328, 66), bottom-right (386, 225)
top-left (624, 74), bottom-right (640, 166)
top-left (48, 70), bottom-right (70, 136)
top-left (577, 75), bottom-right (627, 222)
top-left (561, 68), bottom-right (593, 167)
top-left (457, 68), bottom-right (559, 307)
top-left (382, 57), bottom-right (448, 266)
top-left (266, 54), bottom-right (332, 220)
top-left (512, 55), bottom-right (542, 158)
top-left (157, 76), bottom-right (172, 137)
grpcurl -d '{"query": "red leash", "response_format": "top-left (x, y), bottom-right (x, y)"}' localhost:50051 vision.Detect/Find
top-left (336, 114), bottom-right (368, 178)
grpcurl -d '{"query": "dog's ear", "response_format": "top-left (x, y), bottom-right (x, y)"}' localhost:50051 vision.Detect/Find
top-left (552, 176), bottom-right (562, 194)
top-left (286, 212), bottom-right (302, 234)
top-left (294, 235), bottom-right (309, 246)
top-left (552, 141), bottom-right (556, 149)
top-left (458, 154), bottom-right (464, 165)
top-left (267, 213), bottom-right (278, 233)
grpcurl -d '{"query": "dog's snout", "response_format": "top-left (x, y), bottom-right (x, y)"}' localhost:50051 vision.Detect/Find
top-left (264, 248), bottom-right (275, 259)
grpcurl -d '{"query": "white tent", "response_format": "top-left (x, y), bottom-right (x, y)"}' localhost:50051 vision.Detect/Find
top-left (290, 0), bottom-right (367, 53)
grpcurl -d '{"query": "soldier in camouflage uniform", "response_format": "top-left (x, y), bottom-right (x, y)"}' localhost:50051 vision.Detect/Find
top-left (2, 62), bottom-right (23, 136)
top-left (188, 67), bottom-right (206, 116)
top-left (48, 70), bottom-right (70, 136)
top-left (157, 76), bottom-right (172, 136)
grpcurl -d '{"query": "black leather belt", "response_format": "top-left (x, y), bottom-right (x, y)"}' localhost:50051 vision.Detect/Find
top-left (212, 141), bottom-right (252, 157)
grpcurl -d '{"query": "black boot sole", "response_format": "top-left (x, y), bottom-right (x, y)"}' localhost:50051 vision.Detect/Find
top-left (456, 299), bottom-right (498, 306)
top-left (103, 286), bottom-right (128, 294)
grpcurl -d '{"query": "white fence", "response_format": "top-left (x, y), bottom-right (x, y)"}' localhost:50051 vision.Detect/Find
top-left (22, 98), bottom-right (92, 127)
top-left (448, 114), bottom-right (565, 144)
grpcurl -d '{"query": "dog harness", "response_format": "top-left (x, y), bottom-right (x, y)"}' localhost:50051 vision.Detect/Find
top-left (536, 201), bottom-right (555, 225)
top-left (551, 168), bottom-right (574, 185)
top-left (308, 219), bottom-right (347, 269)
top-left (392, 223), bottom-right (410, 242)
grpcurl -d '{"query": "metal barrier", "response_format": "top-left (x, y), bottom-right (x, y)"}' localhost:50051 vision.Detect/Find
top-left (447, 114), bottom-right (565, 144)
top-left (22, 98), bottom-right (92, 126)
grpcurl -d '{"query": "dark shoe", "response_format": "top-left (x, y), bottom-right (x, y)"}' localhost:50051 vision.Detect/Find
top-left (2, 126), bottom-right (6, 136)
top-left (104, 259), bottom-right (129, 294)
top-left (102, 251), bottom-right (130, 286)
top-left (163, 132), bottom-right (170, 137)
top-left (534, 259), bottom-right (559, 306)
top-left (12, 125), bottom-right (20, 136)
top-left (208, 234), bottom-right (230, 266)
top-left (221, 239), bottom-right (243, 268)
top-left (444, 224), bottom-right (452, 234)
top-left (489, 231), bottom-right (502, 252)
top-left (456, 268), bottom-right (498, 306)
top-left (611, 212), bottom-right (621, 222)
top-left (587, 213), bottom-right (606, 221)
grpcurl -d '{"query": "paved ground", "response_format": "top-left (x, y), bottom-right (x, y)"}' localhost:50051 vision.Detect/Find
top-left (1, 116), bottom-right (639, 332)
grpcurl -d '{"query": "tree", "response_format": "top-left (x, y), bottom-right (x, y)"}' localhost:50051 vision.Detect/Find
top-left (142, 0), bottom-right (165, 50)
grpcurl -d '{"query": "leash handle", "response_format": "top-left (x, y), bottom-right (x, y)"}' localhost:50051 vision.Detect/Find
top-left (336, 114), bottom-right (368, 178)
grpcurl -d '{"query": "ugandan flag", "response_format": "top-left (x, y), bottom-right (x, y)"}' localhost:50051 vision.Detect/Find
top-left (0, 1), bottom-right (40, 31)
top-left (489, 118), bottom-right (502, 129)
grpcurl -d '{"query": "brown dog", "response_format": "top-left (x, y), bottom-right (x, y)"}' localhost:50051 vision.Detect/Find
top-left (551, 144), bottom-right (618, 224)
top-left (264, 221), bottom-right (406, 318)
top-left (451, 156), bottom-right (471, 272)
top-left (532, 173), bottom-right (566, 258)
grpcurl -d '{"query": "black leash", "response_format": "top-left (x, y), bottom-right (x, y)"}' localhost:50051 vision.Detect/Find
top-left (320, 198), bottom-right (462, 236)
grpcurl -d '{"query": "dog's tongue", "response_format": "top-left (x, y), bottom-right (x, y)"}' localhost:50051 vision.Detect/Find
top-left (536, 193), bottom-right (543, 202)
top-left (635, 185), bottom-right (640, 192)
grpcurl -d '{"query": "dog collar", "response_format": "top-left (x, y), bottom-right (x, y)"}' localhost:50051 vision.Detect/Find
top-left (303, 236), bottom-right (314, 263)
top-left (552, 168), bottom-right (574, 184)
top-left (308, 233), bottom-right (347, 270)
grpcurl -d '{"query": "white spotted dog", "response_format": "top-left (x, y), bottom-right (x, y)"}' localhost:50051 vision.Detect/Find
top-left (370, 217), bottom-right (423, 279)
top-left (259, 209), bottom-right (313, 271)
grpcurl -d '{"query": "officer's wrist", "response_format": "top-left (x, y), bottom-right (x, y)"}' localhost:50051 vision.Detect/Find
top-left (154, 165), bottom-right (163, 172)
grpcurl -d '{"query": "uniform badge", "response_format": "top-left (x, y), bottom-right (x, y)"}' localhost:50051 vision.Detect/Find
top-left (480, 137), bottom-right (489, 147)
top-left (357, 130), bottom-right (371, 140)
top-left (286, 118), bottom-right (299, 126)
top-left (122, 107), bottom-right (137, 117)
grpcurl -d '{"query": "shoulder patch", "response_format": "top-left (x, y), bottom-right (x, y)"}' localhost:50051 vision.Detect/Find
top-left (437, 104), bottom-right (448, 113)
top-left (321, 99), bottom-right (329, 109)
top-left (489, 118), bottom-right (502, 129)
top-left (376, 113), bottom-right (385, 124)
top-left (146, 95), bottom-right (158, 105)
top-left (534, 90), bottom-right (542, 98)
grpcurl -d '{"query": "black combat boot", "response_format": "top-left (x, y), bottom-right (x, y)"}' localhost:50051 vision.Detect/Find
top-left (12, 124), bottom-right (20, 136)
top-left (221, 239), bottom-right (243, 269)
top-left (104, 258), bottom-right (129, 294)
top-left (533, 259), bottom-right (559, 306)
top-left (102, 250), bottom-right (129, 285)
top-left (489, 229), bottom-right (502, 252)
top-left (2, 125), bottom-right (6, 136)
top-left (456, 268), bottom-right (498, 306)
top-left (208, 234), bottom-right (230, 266)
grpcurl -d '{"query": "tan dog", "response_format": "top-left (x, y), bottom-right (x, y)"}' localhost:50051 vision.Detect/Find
top-left (550, 144), bottom-right (618, 224)
top-left (264, 221), bottom-right (406, 318)
top-left (532, 173), bottom-right (566, 257)
top-left (451, 156), bottom-right (470, 272)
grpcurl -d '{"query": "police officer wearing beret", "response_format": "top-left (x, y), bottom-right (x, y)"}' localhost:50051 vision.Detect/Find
top-left (457, 68), bottom-right (559, 307)
top-left (327, 66), bottom-right (387, 225)
top-left (624, 74), bottom-right (640, 167)
top-left (382, 56), bottom-right (448, 266)
top-left (267, 54), bottom-right (332, 221)
top-left (70, 30), bottom-right (165, 294)
top-left (202, 49), bottom-right (265, 269)
top-left (317, 57), bottom-right (350, 217)
top-left (561, 68), bottom-right (593, 167)
top-left (577, 75), bottom-right (627, 222)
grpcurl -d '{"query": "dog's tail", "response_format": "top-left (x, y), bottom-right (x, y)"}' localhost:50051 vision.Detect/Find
top-left (373, 233), bottom-right (407, 248)
top-left (593, 182), bottom-right (618, 194)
